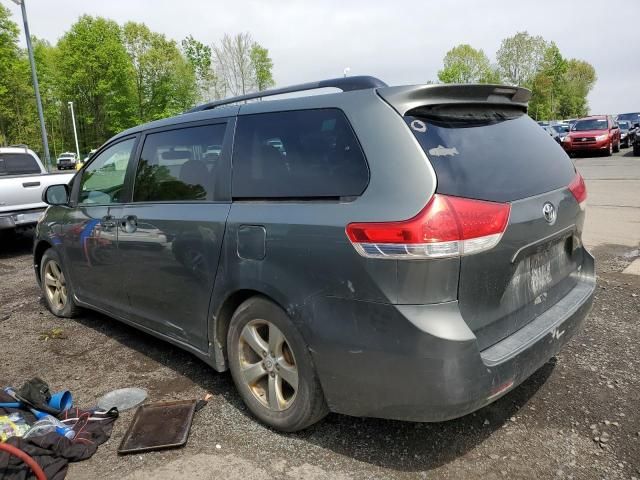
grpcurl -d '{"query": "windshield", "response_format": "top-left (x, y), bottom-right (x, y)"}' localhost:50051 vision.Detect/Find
top-left (618, 121), bottom-right (630, 130)
top-left (572, 119), bottom-right (608, 131)
top-left (617, 112), bottom-right (640, 123)
top-left (552, 125), bottom-right (569, 134)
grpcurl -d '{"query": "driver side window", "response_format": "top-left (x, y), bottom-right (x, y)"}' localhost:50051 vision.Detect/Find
top-left (78, 138), bottom-right (135, 205)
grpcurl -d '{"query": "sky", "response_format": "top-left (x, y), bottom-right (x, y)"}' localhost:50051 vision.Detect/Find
top-left (6, 0), bottom-right (640, 115)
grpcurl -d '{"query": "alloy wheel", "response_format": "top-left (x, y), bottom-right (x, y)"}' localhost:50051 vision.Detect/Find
top-left (44, 260), bottom-right (67, 310)
top-left (238, 319), bottom-right (298, 411)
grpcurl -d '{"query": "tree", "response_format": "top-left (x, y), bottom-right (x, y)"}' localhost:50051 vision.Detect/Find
top-left (496, 32), bottom-right (548, 87)
top-left (213, 33), bottom-right (275, 96)
top-left (123, 22), bottom-right (197, 122)
top-left (181, 35), bottom-right (222, 102)
top-left (56, 16), bottom-right (136, 152)
top-left (438, 44), bottom-right (497, 84)
top-left (558, 59), bottom-right (597, 118)
top-left (0, 4), bottom-right (34, 148)
top-left (529, 43), bottom-right (567, 120)
top-left (250, 43), bottom-right (275, 91)
top-left (213, 33), bottom-right (254, 96)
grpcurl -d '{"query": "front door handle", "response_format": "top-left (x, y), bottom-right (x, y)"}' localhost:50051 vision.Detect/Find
top-left (120, 215), bottom-right (138, 234)
top-left (100, 215), bottom-right (116, 229)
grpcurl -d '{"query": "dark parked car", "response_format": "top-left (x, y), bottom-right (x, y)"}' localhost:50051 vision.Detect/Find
top-left (562, 115), bottom-right (620, 156)
top-left (34, 77), bottom-right (595, 432)
top-left (633, 122), bottom-right (640, 156)
top-left (542, 125), bottom-right (562, 144)
top-left (617, 120), bottom-right (632, 148)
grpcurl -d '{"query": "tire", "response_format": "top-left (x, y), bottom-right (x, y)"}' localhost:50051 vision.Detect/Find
top-left (634, 144), bottom-right (640, 156)
top-left (227, 296), bottom-right (328, 432)
top-left (613, 141), bottom-right (620, 153)
top-left (604, 142), bottom-right (612, 156)
top-left (40, 249), bottom-right (80, 318)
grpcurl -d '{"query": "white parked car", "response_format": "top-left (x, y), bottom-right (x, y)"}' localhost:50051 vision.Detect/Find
top-left (0, 146), bottom-right (74, 234)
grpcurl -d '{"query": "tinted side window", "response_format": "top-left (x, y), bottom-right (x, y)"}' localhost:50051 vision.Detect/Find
top-left (0, 153), bottom-right (40, 175)
top-left (79, 138), bottom-right (136, 205)
top-left (232, 109), bottom-right (368, 198)
top-left (133, 124), bottom-right (227, 202)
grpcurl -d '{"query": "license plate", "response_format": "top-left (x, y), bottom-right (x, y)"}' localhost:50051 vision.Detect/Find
top-left (528, 241), bottom-right (568, 297)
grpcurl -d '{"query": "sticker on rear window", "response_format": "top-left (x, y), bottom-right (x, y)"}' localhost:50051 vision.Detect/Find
top-left (428, 145), bottom-right (459, 157)
top-left (410, 120), bottom-right (427, 132)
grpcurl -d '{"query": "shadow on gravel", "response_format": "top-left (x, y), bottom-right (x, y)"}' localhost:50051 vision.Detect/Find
top-left (0, 231), bottom-right (34, 259)
top-left (69, 305), bottom-right (555, 473)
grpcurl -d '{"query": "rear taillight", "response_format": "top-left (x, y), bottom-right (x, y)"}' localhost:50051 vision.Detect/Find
top-left (568, 172), bottom-right (587, 209)
top-left (346, 194), bottom-right (511, 259)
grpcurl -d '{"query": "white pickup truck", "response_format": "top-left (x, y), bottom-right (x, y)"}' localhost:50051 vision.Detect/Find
top-left (0, 146), bottom-right (75, 233)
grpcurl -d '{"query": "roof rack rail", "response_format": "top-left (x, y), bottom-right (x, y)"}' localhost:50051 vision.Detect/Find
top-left (187, 75), bottom-right (387, 113)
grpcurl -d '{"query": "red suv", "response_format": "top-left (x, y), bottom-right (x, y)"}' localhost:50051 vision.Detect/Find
top-left (562, 115), bottom-right (620, 156)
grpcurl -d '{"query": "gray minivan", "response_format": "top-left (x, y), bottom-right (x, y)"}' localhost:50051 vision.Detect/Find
top-left (34, 77), bottom-right (595, 432)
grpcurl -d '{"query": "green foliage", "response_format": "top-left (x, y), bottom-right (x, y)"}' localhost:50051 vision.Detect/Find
top-left (438, 44), bottom-right (497, 84)
top-left (56, 15), bottom-right (136, 153)
top-left (250, 44), bottom-right (275, 91)
top-left (1, 11), bottom-right (266, 156)
top-left (123, 22), bottom-right (196, 122)
top-left (496, 32), bottom-right (548, 87)
top-left (182, 35), bottom-right (218, 102)
top-left (440, 38), bottom-right (597, 120)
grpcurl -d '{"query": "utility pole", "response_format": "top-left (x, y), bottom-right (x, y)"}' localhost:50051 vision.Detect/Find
top-left (68, 101), bottom-right (80, 160)
top-left (11, 0), bottom-right (51, 170)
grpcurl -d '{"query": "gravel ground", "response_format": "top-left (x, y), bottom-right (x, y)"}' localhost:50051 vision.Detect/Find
top-left (0, 232), bottom-right (638, 480)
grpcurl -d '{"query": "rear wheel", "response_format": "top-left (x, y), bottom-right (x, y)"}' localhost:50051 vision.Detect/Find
top-left (40, 249), bottom-right (80, 318)
top-left (227, 297), bottom-right (328, 432)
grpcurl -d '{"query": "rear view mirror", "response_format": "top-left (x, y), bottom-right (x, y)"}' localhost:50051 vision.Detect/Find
top-left (43, 184), bottom-right (70, 205)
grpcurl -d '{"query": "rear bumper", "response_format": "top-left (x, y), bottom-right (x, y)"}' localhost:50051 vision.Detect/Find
top-left (308, 251), bottom-right (595, 422)
top-left (0, 208), bottom-right (45, 230)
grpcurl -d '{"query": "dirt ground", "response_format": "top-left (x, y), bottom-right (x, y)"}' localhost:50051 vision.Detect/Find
top-left (0, 233), bottom-right (638, 480)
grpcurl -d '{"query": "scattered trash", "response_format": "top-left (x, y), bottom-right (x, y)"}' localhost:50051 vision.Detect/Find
top-left (23, 415), bottom-right (75, 440)
top-left (39, 327), bottom-right (67, 340)
top-left (118, 400), bottom-right (197, 454)
top-left (0, 378), bottom-right (117, 480)
top-left (97, 387), bottom-right (147, 412)
top-left (0, 413), bottom-right (30, 441)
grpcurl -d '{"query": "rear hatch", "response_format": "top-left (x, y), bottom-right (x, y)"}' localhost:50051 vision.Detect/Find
top-left (379, 87), bottom-right (586, 350)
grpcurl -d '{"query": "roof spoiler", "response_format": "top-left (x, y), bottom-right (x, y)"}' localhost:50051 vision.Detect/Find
top-left (377, 84), bottom-right (532, 116)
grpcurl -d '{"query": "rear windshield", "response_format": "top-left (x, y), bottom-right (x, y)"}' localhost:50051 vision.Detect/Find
top-left (0, 152), bottom-right (41, 175)
top-left (406, 106), bottom-right (576, 202)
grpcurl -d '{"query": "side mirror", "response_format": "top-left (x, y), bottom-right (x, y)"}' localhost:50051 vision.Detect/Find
top-left (43, 184), bottom-right (70, 205)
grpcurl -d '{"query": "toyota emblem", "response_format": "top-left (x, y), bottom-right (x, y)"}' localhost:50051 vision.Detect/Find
top-left (542, 202), bottom-right (557, 225)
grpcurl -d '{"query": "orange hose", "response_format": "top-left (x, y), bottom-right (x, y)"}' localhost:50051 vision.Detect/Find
top-left (0, 442), bottom-right (47, 480)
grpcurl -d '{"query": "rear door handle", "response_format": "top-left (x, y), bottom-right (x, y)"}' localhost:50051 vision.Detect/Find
top-left (23, 181), bottom-right (40, 187)
top-left (100, 215), bottom-right (116, 229)
top-left (120, 215), bottom-right (138, 233)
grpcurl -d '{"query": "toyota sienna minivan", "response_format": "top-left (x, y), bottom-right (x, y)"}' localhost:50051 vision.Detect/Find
top-left (35, 77), bottom-right (595, 432)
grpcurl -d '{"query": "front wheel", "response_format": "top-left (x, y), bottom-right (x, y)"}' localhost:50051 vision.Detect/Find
top-left (40, 249), bottom-right (80, 318)
top-left (604, 142), bottom-right (613, 156)
top-left (634, 144), bottom-right (640, 156)
top-left (613, 141), bottom-right (620, 153)
top-left (227, 297), bottom-right (328, 432)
